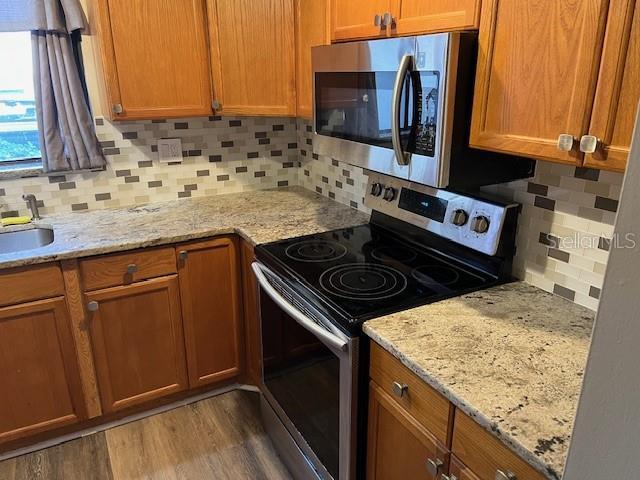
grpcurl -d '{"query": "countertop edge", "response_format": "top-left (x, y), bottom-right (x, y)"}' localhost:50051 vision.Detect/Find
top-left (362, 324), bottom-right (559, 480)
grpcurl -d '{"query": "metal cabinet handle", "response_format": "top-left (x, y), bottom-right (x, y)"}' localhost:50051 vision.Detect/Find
top-left (426, 458), bottom-right (444, 476)
top-left (579, 135), bottom-right (601, 154)
top-left (392, 381), bottom-right (408, 398)
top-left (87, 301), bottom-right (99, 312)
top-left (374, 14), bottom-right (382, 26)
top-left (112, 103), bottom-right (123, 115)
top-left (495, 470), bottom-right (517, 480)
top-left (126, 264), bottom-right (138, 275)
top-left (382, 12), bottom-right (393, 27)
top-left (212, 99), bottom-right (221, 110)
top-left (178, 250), bottom-right (188, 261)
top-left (557, 134), bottom-right (575, 152)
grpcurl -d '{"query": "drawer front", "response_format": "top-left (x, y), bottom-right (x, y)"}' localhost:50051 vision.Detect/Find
top-left (370, 342), bottom-right (452, 444)
top-left (0, 263), bottom-right (64, 307)
top-left (80, 247), bottom-right (177, 291)
top-left (452, 411), bottom-right (545, 480)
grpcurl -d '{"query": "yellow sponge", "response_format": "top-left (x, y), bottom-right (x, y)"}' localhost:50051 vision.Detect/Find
top-left (1, 216), bottom-right (32, 227)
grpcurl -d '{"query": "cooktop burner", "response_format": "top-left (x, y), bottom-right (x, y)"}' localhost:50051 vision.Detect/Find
top-left (285, 240), bottom-right (347, 263)
top-left (320, 263), bottom-right (407, 300)
top-left (257, 223), bottom-right (498, 326)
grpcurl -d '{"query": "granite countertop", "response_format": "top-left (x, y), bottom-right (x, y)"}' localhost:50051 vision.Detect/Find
top-left (363, 282), bottom-right (595, 480)
top-left (0, 186), bottom-right (369, 269)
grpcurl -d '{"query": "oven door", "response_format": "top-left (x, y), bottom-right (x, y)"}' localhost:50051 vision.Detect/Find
top-left (312, 34), bottom-right (452, 187)
top-left (252, 262), bottom-right (358, 480)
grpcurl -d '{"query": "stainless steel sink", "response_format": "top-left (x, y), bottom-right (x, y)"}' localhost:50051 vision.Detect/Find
top-left (0, 228), bottom-right (54, 254)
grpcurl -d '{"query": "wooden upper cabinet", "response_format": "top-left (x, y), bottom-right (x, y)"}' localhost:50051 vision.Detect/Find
top-left (207, 0), bottom-right (296, 116)
top-left (295, 0), bottom-right (330, 119)
top-left (86, 276), bottom-right (188, 413)
top-left (91, 0), bottom-right (213, 120)
top-left (331, 0), bottom-right (393, 42)
top-left (391, 0), bottom-right (480, 36)
top-left (584, 0), bottom-right (640, 172)
top-left (0, 298), bottom-right (87, 444)
top-left (367, 381), bottom-right (449, 480)
top-left (469, 0), bottom-right (609, 165)
top-left (177, 237), bottom-right (242, 388)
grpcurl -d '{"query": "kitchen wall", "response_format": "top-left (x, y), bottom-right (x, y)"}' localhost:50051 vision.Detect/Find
top-left (0, 116), bottom-right (299, 218)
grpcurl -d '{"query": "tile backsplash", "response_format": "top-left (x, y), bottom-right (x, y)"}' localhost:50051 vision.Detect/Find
top-left (0, 116), bottom-right (299, 218)
top-left (0, 115), bottom-right (625, 311)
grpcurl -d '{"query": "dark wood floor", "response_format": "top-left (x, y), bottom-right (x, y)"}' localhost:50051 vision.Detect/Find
top-left (0, 390), bottom-right (292, 480)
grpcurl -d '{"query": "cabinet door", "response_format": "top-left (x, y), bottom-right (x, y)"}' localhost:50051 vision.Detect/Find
top-left (177, 237), bottom-right (242, 388)
top-left (240, 240), bottom-right (260, 385)
top-left (469, 0), bottom-right (609, 164)
top-left (86, 277), bottom-right (188, 413)
top-left (331, 0), bottom-right (393, 42)
top-left (207, 0), bottom-right (296, 116)
top-left (391, 0), bottom-right (480, 36)
top-left (584, 0), bottom-right (640, 172)
top-left (295, 0), bottom-right (330, 119)
top-left (367, 381), bottom-right (449, 480)
top-left (449, 455), bottom-right (481, 480)
top-left (0, 298), bottom-right (87, 444)
top-left (93, 0), bottom-right (213, 120)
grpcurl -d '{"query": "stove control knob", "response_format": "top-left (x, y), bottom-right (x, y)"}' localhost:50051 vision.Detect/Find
top-left (451, 209), bottom-right (469, 227)
top-left (370, 182), bottom-right (384, 197)
top-left (471, 215), bottom-right (490, 234)
top-left (383, 186), bottom-right (397, 202)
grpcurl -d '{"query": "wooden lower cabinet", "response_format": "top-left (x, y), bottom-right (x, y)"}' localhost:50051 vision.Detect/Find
top-left (177, 237), bottom-right (242, 388)
top-left (0, 298), bottom-right (87, 444)
top-left (367, 381), bottom-right (449, 480)
top-left (447, 455), bottom-right (481, 480)
top-left (86, 276), bottom-right (188, 413)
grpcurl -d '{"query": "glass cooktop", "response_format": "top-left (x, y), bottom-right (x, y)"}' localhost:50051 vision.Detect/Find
top-left (257, 223), bottom-right (497, 324)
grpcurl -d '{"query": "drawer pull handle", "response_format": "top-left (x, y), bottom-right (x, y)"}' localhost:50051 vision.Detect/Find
top-left (87, 301), bottom-right (99, 312)
top-left (495, 470), bottom-right (517, 480)
top-left (178, 250), bottom-right (188, 261)
top-left (392, 381), bottom-right (408, 398)
top-left (426, 458), bottom-right (443, 476)
top-left (126, 264), bottom-right (138, 275)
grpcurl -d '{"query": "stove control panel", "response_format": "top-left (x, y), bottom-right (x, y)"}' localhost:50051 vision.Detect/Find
top-left (364, 172), bottom-right (518, 256)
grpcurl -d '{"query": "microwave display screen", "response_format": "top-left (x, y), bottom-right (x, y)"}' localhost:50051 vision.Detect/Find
top-left (314, 71), bottom-right (439, 157)
top-left (398, 188), bottom-right (448, 223)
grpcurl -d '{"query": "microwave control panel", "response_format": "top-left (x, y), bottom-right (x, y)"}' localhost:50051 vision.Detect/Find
top-left (412, 72), bottom-right (439, 158)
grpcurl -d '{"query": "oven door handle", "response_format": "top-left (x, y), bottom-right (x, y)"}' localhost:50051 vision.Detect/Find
top-left (251, 262), bottom-right (349, 353)
top-left (392, 53), bottom-right (413, 167)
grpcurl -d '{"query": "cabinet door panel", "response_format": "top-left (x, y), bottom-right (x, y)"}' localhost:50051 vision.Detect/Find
top-left (0, 298), bottom-right (86, 444)
top-left (392, 0), bottom-right (480, 35)
top-left (296, 0), bottom-right (330, 119)
top-left (470, 0), bottom-right (608, 164)
top-left (331, 0), bottom-right (392, 42)
top-left (208, 0), bottom-right (296, 116)
top-left (95, 0), bottom-right (212, 120)
top-left (178, 237), bottom-right (242, 388)
top-left (585, 0), bottom-right (640, 171)
top-left (367, 381), bottom-right (449, 480)
top-left (87, 277), bottom-right (188, 412)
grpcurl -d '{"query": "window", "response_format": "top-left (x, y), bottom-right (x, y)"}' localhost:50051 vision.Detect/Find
top-left (0, 32), bottom-right (41, 165)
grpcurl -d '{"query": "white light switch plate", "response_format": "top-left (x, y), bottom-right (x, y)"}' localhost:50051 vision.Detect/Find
top-left (158, 138), bottom-right (183, 163)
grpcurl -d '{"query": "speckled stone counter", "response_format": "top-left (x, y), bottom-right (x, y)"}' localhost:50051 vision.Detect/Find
top-left (0, 187), bottom-right (369, 269)
top-left (363, 282), bottom-right (595, 480)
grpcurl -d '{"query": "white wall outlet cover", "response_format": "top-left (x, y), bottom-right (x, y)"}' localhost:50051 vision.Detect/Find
top-left (158, 138), bottom-right (183, 163)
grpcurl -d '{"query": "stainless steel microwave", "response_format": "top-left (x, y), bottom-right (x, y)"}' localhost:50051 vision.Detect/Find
top-left (312, 33), bottom-right (535, 189)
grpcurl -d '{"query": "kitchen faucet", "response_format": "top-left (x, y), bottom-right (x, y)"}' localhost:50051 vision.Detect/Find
top-left (22, 194), bottom-right (41, 220)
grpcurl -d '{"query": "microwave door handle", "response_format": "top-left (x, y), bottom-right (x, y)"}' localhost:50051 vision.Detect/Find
top-left (392, 54), bottom-right (413, 166)
top-left (251, 262), bottom-right (349, 353)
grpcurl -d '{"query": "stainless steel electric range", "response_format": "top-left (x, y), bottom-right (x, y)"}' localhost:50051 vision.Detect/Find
top-left (252, 173), bottom-right (520, 480)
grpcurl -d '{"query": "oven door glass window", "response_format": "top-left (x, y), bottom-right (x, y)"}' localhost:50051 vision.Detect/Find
top-left (314, 71), bottom-right (439, 157)
top-left (261, 291), bottom-right (340, 479)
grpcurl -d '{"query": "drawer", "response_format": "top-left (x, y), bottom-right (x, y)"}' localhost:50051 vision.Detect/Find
top-left (452, 411), bottom-right (546, 480)
top-left (0, 263), bottom-right (64, 307)
top-left (369, 341), bottom-right (453, 445)
top-left (80, 247), bottom-right (177, 291)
